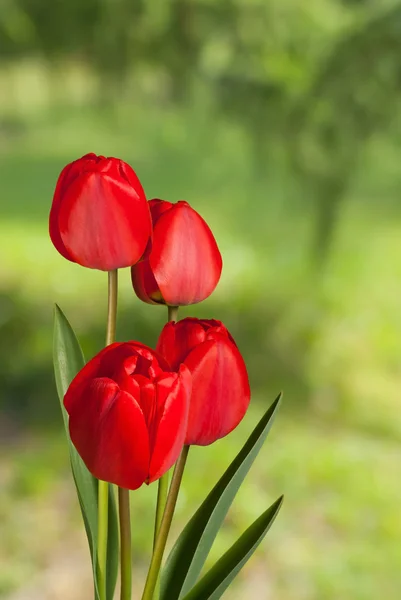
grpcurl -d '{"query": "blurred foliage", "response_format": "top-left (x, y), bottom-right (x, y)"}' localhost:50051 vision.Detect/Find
top-left (2, 0), bottom-right (401, 253)
top-left (1, 1), bottom-right (401, 598)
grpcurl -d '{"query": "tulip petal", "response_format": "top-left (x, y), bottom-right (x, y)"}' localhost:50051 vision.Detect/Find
top-left (132, 344), bottom-right (170, 376)
top-left (148, 199), bottom-right (174, 224)
top-left (57, 170), bottom-right (152, 270)
top-left (64, 342), bottom-right (170, 419)
top-left (156, 320), bottom-right (207, 371)
top-left (133, 376), bottom-right (156, 433)
top-left (68, 377), bottom-right (150, 490)
top-left (131, 259), bottom-right (162, 304)
top-left (64, 342), bottom-right (123, 415)
top-left (184, 337), bottom-right (250, 446)
top-left (200, 319), bottom-right (235, 344)
top-left (149, 202), bottom-right (222, 306)
top-left (148, 366), bottom-right (191, 482)
top-left (49, 159), bottom-right (82, 262)
top-left (118, 160), bottom-right (147, 196)
top-left (130, 199), bottom-right (173, 304)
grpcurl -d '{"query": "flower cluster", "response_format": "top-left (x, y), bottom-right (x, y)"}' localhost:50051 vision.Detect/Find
top-left (50, 154), bottom-right (250, 489)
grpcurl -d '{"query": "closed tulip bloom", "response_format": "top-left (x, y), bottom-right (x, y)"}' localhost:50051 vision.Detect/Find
top-left (131, 199), bottom-right (222, 306)
top-left (64, 342), bottom-right (191, 489)
top-left (156, 318), bottom-right (250, 446)
top-left (50, 153), bottom-right (152, 271)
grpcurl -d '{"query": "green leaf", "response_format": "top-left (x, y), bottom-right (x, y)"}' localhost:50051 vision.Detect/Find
top-left (53, 304), bottom-right (118, 600)
top-left (53, 304), bottom-right (85, 432)
top-left (182, 496), bottom-right (283, 600)
top-left (161, 393), bottom-right (282, 600)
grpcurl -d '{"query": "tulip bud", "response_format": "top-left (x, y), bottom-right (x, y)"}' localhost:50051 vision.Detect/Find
top-left (64, 342), bottom-right (192, 489)
top-left (49, 153), bottom-right (152, 271)
top-left (131, 199), bottom-right (222, 306)
top-left (156, 318), bottom-right (250, 446)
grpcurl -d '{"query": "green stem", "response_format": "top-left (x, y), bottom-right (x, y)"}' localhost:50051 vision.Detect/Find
top-left (104, 270), bottom-right (132, 599)
top-left (152, 472), bottom-right (170, 600)
top-left (141, 446), bottom-right (190, 600)
top-left (97, 269), bottom-right (119, 600)
top-left (155, 303), bottom-right (179, 550)
top-left (151, 304), bottom-right (178, 598)
top-left (119, 487), bottom-right (132, 600)
top-left (106, 269), bottom-right (118, 345)
top-left (97, 481), bottom-right (109, 600)
top-left (154, 473), bottom-right (170, 548)
top-left (167, 305), bottom-right (179, 322)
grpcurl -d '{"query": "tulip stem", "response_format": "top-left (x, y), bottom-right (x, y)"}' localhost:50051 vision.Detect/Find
top-left (141, 445), bottom-right (190, 600)
top-left (168, 305), bottom-right (179, 322)
top-left (154, 472), bottom-right (170, 548)
top-left (152, 471), bottom-right (170, 599)
top-left (97, 269), bottom-right (119, 600)
top-left (119, 487), bottom-right (132, 600)
top-left (148, 304), bottom-right (178, 598)
top-left (97, 481), bottom-right (109, 600)
top-left (106, 269), bottom-right (119, 345)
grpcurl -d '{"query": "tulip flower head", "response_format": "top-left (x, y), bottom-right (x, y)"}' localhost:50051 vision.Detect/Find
top-left (64, 342), bottom-right (191, 489)
top-left (131, 199), bottom-right (222, 306)
top-left (157, 318), bottom-right (250, 446)
top-left (50, 153), bottom-right (152, 271)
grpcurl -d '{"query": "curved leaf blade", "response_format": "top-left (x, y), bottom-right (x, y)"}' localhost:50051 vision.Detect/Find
top-left (183, 495), bottom-right (283, 600)
top-left (53, 304), bottom-right (118, 600)
top-left (53, 304), bottom-right (85, 430)
top-left (161, 393), bottom-right (282, 600)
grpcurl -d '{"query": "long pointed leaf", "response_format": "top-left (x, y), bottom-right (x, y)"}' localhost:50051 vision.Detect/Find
top-left (183, 496), bottom-right (283, 600)
top-left (53, 304), bottom-right (118, 600)
top-left (161, 393), bottom-right (282, 600)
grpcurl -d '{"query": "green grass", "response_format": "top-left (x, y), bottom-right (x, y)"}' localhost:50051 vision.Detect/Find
top-left (1, 101), bottom-right (401, 599)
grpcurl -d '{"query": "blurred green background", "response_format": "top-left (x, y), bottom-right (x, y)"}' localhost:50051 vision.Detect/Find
top-left (1, 0), bottom-right (401, 598)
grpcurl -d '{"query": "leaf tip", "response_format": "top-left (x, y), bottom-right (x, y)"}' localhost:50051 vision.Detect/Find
top-left (270, 391), bottom-right (283, 413)
top-left (271, 495), bottom-right (284, 520)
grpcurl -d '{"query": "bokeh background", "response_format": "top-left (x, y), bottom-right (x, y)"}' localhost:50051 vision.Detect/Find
top-left (1, 0), bottom-right (401, 598)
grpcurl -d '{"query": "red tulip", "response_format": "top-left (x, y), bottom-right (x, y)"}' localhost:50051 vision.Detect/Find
top-left (156, 318), bottom-right (250, 446)
top-left (50, 153), bottom-right (152, 271)
top-left (131, 199), bottom-right (222, 306)
top-left (64, 342), bottom-right (191, 489)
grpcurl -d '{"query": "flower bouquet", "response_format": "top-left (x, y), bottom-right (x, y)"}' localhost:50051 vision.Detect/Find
top-left (50, 153), bottom-right (283, 600)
